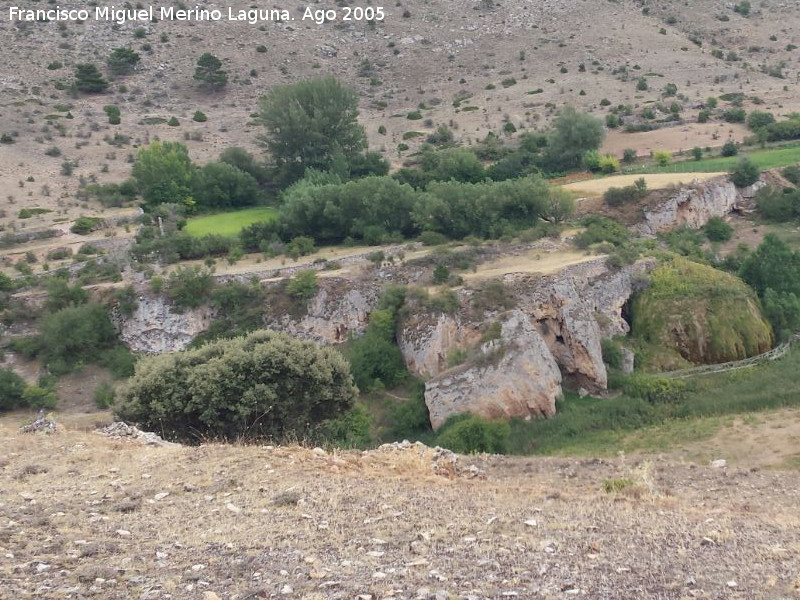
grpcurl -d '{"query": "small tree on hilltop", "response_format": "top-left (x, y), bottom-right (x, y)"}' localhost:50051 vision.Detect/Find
top-left (193, 53), bottom-right (227, 91)
top-left (74, 63), bottom-right (109, 93)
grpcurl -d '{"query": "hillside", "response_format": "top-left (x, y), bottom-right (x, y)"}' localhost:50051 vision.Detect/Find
top-left (2, 0), bottom-right (800, 236)
top-left (2, 413), bottom-right (800, 600)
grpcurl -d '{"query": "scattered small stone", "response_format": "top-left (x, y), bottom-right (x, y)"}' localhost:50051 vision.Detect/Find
top-left (154, 492), bottom-right (170, 501)
top-left (524, 519), bottom-right (538, 527)
top-left (116, 529), bottom-right (131, 537)
top-left (710, 459), bottom-right (727, 468)
top-left (203, 593), bottom-right (221, 600)
top-left (191, 564), bottom-right (206, 572)
top-left (225, 502), bottom-right (241, 513)
top-left (280, 584), bottom-right (293, 594)
top-left (20, 410), bottom-right (57, 434)
top-left (726, 580), bottom-right (738, 588)
top-left (700, 537), bottom-right (716, 546)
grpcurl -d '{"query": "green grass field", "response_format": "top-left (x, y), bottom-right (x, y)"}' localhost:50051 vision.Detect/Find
top-left (184, 207), bottom-right (278, 238)
top-left (625, 143), bottom-right (800, 175)
top-left (506, 347), bottom-right (800, 456)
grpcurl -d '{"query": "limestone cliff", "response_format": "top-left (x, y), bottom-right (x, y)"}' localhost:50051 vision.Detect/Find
top-left (264, 278), bottom-right (382, 345)
top-left (117, 293), bottom-right (214, 354)
top-left (634, 175), bottom-right (765, 236)
top-left (398, 310), bottom-right (482, 379)
top-left (424, 310), bottom-right (563, 429)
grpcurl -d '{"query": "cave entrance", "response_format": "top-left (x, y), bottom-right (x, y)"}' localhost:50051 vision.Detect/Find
top-left (621, 297), bottom-right (634, 330)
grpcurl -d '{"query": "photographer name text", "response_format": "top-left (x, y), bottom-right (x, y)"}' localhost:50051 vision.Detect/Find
top-left (7, 5), bottom-right (386, 25)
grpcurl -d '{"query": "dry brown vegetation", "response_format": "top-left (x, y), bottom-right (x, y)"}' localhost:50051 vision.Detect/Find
top-left (1, 413), bottom-right (799, 599)
top-left (2, 0), bottom-right (799, 259)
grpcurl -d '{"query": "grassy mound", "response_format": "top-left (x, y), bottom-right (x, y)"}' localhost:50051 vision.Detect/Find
top-left (631, 257), bottom-right (773, 366)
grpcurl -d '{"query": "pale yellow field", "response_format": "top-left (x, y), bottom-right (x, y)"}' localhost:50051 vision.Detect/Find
top-left (462, 248), bottom-right (601, 281)
top-left (563, 172), bottom-right (725, 197)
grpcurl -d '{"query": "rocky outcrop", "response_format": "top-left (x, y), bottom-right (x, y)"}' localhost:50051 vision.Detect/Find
top-left (118, 294), bottom-right (214, 354)
top-left (424, 311), bottom-right (563, 429)
top-left (265, 278), bottom-right (382, 345)
top-left (398, 311), bottom-right (482, 378)
top-left (633, 176), bottom-right (766, 236)
top-left (415, 259), bottom-right (655, 427)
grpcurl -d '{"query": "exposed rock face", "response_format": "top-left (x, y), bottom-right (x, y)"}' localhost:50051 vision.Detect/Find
top-left (424, 310), bottom-right (563, 429)
top-left (634, 176), bottom-right (766, 236)
top-left (118, 294), bottom-right (214, 354)
top-left (398, 310), bottom-right (482, 378)
top-left (415, 259), bottom-right (655, 427)
top-left (266, 278), bottom-right (381, 345)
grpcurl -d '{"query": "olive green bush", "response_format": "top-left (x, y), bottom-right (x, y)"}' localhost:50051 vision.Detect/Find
top-left (116, 330), bottom-right (357, 443)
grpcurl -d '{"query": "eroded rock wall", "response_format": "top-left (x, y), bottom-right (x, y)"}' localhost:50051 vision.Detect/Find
top-left (117, 293), bottom-right (213, 354)
top-left (424, 310), bottom-right (563, 429)
top-left (634, 176), bottom-right (765, 236)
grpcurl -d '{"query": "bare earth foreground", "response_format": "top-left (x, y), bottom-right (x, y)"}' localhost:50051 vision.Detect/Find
top-left (1, 417), bottom-right (799, 600)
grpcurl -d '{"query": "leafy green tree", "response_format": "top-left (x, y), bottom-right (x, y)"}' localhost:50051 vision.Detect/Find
top-left (193, 53), bottom-right (227, 90)
top-left (721, 140), bottom-right (738, 157)
top-left (74, 63), bottom-right (109, 93)
top-left (219, 147), bottom-right (268, 183)
top-left (107, 47), bottom-right (140, 76)
top-left (132, 141), bottom-right (195, 207)
top-left (115, 330), bottom-right (357, 442)
top-left (258, 76), bottom-right (366, 182)
top-left (0, 368), bottom-right (27, 412)
top-left (755, 186), bottom-right (800, 222)
top-left (543, 106), bottom-right (605, 171)
top-left (193, 162), bottom-right (259, 209)
top-left (45, 277), bottom-right (88, 312)
top-left (730, 157), bottom-right (760, 187)
top-left (38, 303), bottom-right (118, 374)
top-left (740, 234), bottom-right (800, 297)
top-left (747, 111), bottom-right (776, 131)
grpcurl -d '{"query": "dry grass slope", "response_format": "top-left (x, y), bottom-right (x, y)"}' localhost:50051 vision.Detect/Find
top-left (1, 415), bottom-right (799, 599)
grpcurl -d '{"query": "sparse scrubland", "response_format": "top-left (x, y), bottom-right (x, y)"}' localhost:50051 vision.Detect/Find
top-left (2, 2), bottom-right (800, 595)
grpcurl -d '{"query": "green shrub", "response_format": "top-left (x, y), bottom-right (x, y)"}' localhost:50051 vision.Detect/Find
top-left (756, 187), bottom-right (800, 222)
top-left (387, 386), bottom-right (432, 439)
top-left (781, 165), bottom-right (800, 185)
top-left (38, 303), bottom-right (119, 374)
top-left (436, 414), bottom-right (510, 454)
top-left (601, 338), bottom-right (624, 369)
top-left (116, 330), bottom-right (357, 443)
top-left (0, 368), bottom-right (27, 411)
top-left (704, 216), bottom-right (734, 242)
top-left (317, 404), bottom-right (372, 448)
top-left (622, 148), bottom-right (637, 163)
top-left (730, 157), bottom-right (760, 187)
top-left (165, 265), bottom-right (215, 310)
top-left (22, 386), bottom-right (57, 410)
top-left (653, 150), bottom-right (671, 166)
top-left (722, 107), bottom-right (746, 123)
top-left (70, 216), bottom-right (101, 235)
top-left (192, 111), bottom-right (208, 122)
top-left (286, 269), bottom-right (318, 300)
top-left (624, 374), bottom-right (687, 404)
top-left (94, 381), bottom-right (116, 409)
top-left (720, 140), bottom-right (738, 157)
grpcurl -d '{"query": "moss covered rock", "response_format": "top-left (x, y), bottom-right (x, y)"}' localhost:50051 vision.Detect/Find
top-left (632, 257), bottom-right (773, 365)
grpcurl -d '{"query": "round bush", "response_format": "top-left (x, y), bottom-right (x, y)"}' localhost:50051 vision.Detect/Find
top-left (436, 414), bottom-right (510, 454)
top-left (116, 330), bottom-right (357, 443)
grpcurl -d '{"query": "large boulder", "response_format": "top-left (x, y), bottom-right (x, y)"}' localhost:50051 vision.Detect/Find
top-left (424, 310), bottom-right (563, 429)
